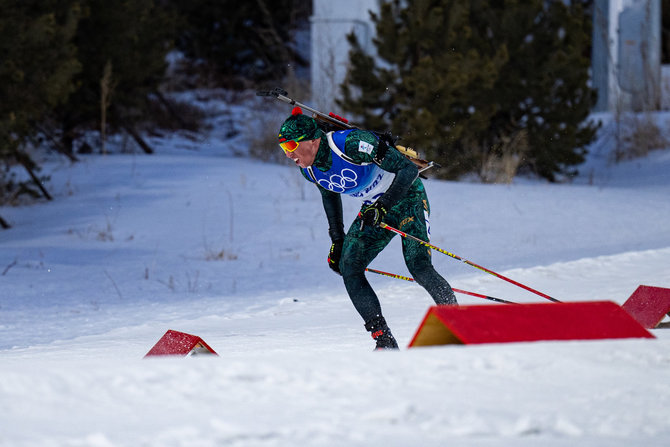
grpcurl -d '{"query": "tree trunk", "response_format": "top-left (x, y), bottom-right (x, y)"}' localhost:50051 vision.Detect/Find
top-left (14, 151), bottom-right (52, 201)
top-left (33, 123), bottom-right (79, 162)
top-left (122, 123), bottom-right (154, 154)
top-left (153, 90), bottom-right (188, 129)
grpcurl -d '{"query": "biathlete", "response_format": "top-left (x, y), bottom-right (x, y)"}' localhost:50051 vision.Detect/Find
top-left (278, 109), bottom-right (457, 350)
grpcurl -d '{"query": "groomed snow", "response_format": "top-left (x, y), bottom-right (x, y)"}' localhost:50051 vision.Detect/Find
top-left (1, 100), bottom-right (669, 446)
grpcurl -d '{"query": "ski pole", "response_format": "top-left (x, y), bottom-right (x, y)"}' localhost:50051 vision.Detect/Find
top-left (378, 223), bottom-right (562, 303)
top-left (365, 268), bottom-right (518, 305)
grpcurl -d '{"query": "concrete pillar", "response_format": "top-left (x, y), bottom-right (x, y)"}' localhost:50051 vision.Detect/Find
top-left (591, 0), bottom-right (661, 112)
top-left (310, 0), bottom-right (379, 112)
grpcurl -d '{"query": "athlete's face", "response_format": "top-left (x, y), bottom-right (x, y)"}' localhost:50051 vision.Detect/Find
top-left (284, 137), bottom-right (321, 168)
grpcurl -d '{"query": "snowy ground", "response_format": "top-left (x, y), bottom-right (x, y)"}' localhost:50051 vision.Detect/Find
top-left (1, 100), bottom-right (670, 446)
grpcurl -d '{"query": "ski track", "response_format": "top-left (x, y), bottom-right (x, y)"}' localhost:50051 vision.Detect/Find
top-left (1, 118), bottom-right (670, 445)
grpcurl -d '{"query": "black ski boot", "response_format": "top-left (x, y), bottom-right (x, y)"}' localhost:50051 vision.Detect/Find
top-left (365, 316), bottom-right (399, 350)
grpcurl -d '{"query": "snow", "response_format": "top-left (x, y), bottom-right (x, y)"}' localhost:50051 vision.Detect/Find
top-left (1, 98), bottom-right (670, 446)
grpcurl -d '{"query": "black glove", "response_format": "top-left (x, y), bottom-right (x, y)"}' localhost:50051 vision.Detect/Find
top-left (359, 201), bottom-right (388, 230)
top-left (328, 240), bottom-right (343, 275)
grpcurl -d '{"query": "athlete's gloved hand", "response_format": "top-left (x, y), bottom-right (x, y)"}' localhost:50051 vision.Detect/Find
top-left (328, 239), bottom-right (343, 275)
top-left (359, 201), bottom-right (388, 230)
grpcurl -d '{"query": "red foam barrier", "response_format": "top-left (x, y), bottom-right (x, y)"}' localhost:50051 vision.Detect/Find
top-left (144, 330), bottom-right (218, 357)
top-left (622, 285), bottom-right (670, 328)
top-left (408, 301), bottom-right (654, 347)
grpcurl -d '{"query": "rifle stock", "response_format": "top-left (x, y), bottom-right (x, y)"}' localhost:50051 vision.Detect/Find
top-left (257, 87), bottom-right (440, 174)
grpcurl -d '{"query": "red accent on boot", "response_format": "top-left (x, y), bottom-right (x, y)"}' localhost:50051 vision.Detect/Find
top-left (371, 330), bottom-right (384, 339)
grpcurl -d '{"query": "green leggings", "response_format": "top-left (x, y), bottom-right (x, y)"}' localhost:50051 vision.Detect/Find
top-left (339, 189), bottom-right (457, 323)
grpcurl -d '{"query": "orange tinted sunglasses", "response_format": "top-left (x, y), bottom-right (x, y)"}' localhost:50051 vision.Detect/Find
top-left (279, 139), bottom-right (301, 153)
top-left (278, 133), bottom-right (309, 153)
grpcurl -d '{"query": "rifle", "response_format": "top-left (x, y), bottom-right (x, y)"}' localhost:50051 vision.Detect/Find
top-left (256, 87), bottom-right (440, 175)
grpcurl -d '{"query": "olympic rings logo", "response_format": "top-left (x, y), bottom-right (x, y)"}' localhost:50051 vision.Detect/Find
top-left (317, 168), bottom-right (358, 193)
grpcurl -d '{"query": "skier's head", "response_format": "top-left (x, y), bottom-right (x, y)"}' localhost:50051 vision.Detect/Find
top-left (278, 107), bottom-right (322, 152)
top-left (278, 108), bottom-right (323, 168)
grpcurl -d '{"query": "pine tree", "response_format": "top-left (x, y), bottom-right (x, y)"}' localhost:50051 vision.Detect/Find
top-left (496, 0), bottom-right (598, 180)
top-left (340, 0), bottom-right (598, 181)
top-left (169, 0), bottom-right (311, 85)
top-left (56, 0), bottom-right (176, 152)
top-left (0, 0), bottom-right (81, 202)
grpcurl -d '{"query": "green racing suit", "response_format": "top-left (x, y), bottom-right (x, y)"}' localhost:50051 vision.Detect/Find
top-left (301, 128), bottom-right (457, 323)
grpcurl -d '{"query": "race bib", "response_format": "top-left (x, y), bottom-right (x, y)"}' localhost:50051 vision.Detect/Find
top-left (358, 141), bottom-right (374, 155)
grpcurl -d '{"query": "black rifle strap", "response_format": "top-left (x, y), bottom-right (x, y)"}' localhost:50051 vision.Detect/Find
top-left (373, 132), bottom-right (395, 165)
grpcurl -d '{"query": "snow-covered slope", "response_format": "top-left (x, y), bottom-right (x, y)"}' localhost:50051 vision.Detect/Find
top-left (1, 107), bottom-right (669, 446)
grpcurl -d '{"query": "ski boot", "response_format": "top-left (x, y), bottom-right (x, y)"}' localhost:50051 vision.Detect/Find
top-left (365, 316), bottom-right (399, 350)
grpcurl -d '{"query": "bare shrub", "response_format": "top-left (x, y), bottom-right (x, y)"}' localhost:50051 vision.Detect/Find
top-left (614, 113), bottom-right (669, 162)
top-left (479, 130), bottom-right (529, 184)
